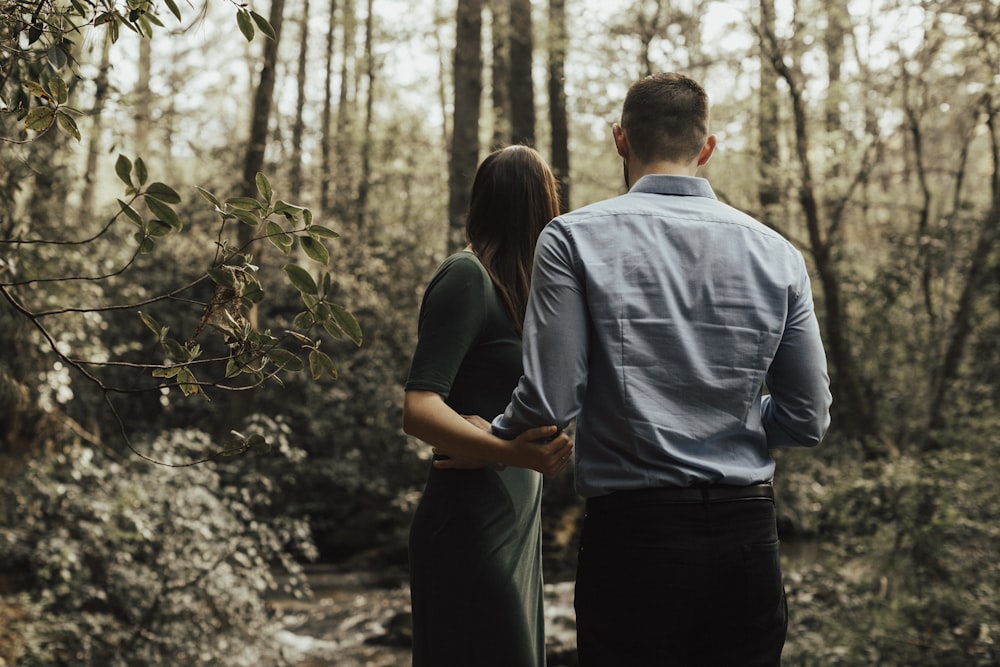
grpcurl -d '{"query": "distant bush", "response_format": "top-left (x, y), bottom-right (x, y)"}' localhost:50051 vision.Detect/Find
top-left (0, 421), bottom-right (315, 667)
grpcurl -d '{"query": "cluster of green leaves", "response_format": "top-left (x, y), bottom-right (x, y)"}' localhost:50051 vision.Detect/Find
top-left (0, 421), bottom-right (316, 666)
top-left (20, 76), bottom-right (80, 141)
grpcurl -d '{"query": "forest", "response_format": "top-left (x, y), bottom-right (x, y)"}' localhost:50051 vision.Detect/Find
top-left (1, 0), bottom-right (999, 664)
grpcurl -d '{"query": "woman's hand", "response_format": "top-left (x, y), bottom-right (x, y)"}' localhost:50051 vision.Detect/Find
top-left (510, 425), bottom-right (573, 477)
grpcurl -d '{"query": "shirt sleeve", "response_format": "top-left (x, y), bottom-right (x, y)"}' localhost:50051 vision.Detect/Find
top-left (405, 256), bottom-right (487, 398)
top-left (492, 221), bottom-right (589, 438)
top-left (761, 252), bottom-right (833, 448)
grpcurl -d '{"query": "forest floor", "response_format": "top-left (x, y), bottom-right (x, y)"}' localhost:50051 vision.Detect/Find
top-left (269, 566), bottom-right (580, 666)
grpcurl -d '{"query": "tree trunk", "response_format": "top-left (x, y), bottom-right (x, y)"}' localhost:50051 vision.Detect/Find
top-left (448, 0), bottom-right (484, 251)
top-left (489, 0), bottom-right (510, 147)
top-left (289, 0), bottom-right (311, 201)
top-left (320, 0), bottom-right (338, 214)
top-left (134, 36), bottom-right (152, 155)
top-left (79, 37), bottom-right (112, 224)
top-left (355, 0), bottom-right (375, 232)
top-left (507, 0), bottom-right (534, 145)
top-left (757, 0), bottom-right (780, 223)
top-left (547, 0), bottom-right (570, 212)
top-left (334, 0), bottom-right (357, 222)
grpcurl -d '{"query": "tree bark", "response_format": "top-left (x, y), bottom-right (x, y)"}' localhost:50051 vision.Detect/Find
top-left (547, 0), bottom-right (570, 212)
top-left (507, 0), bottom-right (534, 145)
top-left (489, 0), bottom-right (510, 148)
top-left (320, 0), bottom-right (338, 214)
top-left (355, 0), bottom-right (375, 232)
top-left (79, 37), bottom-right (112, 224)
top-left (289, 0), bottom-right (311, 201)
top-left (448, 0), bottom-right (484, 251)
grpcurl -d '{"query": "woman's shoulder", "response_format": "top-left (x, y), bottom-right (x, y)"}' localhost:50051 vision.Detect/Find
top-left (432, 250), bottom-right (488, 283)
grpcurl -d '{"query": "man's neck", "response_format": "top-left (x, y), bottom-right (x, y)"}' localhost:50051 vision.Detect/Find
top-left (627, 160), bottom-right (700, 188)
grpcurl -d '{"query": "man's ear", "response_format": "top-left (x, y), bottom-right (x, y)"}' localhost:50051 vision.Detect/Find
top-left (613, 123), bottom-right (629, 160)
top-left (697, 134), bottom-right (717, 167)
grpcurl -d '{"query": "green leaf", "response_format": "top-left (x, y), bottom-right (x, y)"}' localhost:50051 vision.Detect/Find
top-left (226, 196), bottom-right (261, 211)
top-left (135, 158), bottom-right (147, 186)
top-left (330, 304), bottom-right (362, 345)
top-left (115, 155), bottom-right (133, 187)
top-left (307, 224), bottom-right (340, 239)
top-left (176, 367), bottom-right (203, 396)
top-left (147, 219), bottom-right (173, 237)
top-left (309, 349), bottom-right (338, 380)
top-left (283, 264), bottom-right (318, 295)
top-left (197, 187), bottom-right (221, 207)
top-left (225, 358), bottom-right (242, 378)
top-left (248, 433), bottom-right (271, 454)
top-left (230, 209), bottom-right (259, 226)
top-left (55, 111), bottom-right (80, 140)
top-left (138, 236), bottom-right (155, 253)
top-left (266, 347), bottom-right (304, 372)
top-left (208, 267), bottom-right (235, 288)
top-left (164, 0), bottom-right (182, 20)
top-left (146, 182), bottom-right (181, 204)
top-left (292, 311), bottom-right (314, 330)
top-left (45, 77), bottom-right (68, 104)
top-left (300, 235), bottom-right (330, 264)
top-left (266, 221), bottom-right (294, 254)
top-left (24, 106), bottom-right (54, 131)
top-left (117, 199), bottom-right (144, 226)
top-left (241, 281), bottom-right (264, 305)
top-left (236, 9), bottom-right (254, 41)
top-left (152, 365), bottom-right (181, 378)
top-left (249, 10), bottom-right (276, 39)
top-left (255, 172), bottom-right (272, 203)
top-left (273, 200), bottom-right (303, 218)
top-left (46, 45), bottom-right (69, 70)
top-left (162, 337), bottom-right (188, 361)
top-left (145, 195), bottom-right (182, 229)
top-left (138, 310), bottom-right (163, 336)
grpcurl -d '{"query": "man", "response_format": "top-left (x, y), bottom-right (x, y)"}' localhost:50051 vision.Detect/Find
top-left (491, 73), bottom-right (832, 665)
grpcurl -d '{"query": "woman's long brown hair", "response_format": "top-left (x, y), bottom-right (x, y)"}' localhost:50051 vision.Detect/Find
top-left (465, 145), bottom-right (561, 336)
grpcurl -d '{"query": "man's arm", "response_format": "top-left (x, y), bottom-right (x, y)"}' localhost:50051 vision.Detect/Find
top-left (493, 221), bottom-right (591, 438)
top-left (762, 256), bottom-right (833, 448)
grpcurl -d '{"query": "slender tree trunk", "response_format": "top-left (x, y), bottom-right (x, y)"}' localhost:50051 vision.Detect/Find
top-left (289, 0), bottom-right (311, 201)
top-left (355, 0), bottom-right (375, 232)
top-left (757, 0), bottom-right (780, 223)
top-left (547, 0), bottom-right (570, 212)
top-left (134, 37), bottom-right (152, 156)
top-left (489, 0), bottom-right (510, 147)
top-left (334, 0), bottom-right (357, 222)
top-left (320, 0), bottom-right (338, 213)
top-left (448, 0), bottom-right (484, 250)
top-left (508, 0), bottom-right (534, 145)
top-left (79, 37), bottom-right (112, 224)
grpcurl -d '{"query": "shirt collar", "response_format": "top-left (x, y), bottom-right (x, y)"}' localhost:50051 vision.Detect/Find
top-left (629, 174), bottom-right (717, 199)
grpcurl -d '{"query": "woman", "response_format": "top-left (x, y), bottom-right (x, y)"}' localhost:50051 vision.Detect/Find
top-left (403, 145), bottom-right (572, 667)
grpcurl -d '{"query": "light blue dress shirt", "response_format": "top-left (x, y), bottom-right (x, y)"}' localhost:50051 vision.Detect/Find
top-left (492, 174), bottom-right (832, 497)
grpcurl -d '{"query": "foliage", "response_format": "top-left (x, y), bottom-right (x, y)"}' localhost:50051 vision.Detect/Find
top-left (0, 419), bottom-right (316, 666)
top-left (778, 443), bottom-right (1000, 666)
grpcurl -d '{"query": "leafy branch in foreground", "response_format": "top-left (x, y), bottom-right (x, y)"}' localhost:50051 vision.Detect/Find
top-left (0, 157), bottom-right (361, 465)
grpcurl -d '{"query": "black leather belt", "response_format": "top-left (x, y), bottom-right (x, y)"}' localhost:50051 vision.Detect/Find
top-left (587, 482), bottom-right (774, 511)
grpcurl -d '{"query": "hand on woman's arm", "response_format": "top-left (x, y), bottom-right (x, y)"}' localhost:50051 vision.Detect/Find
top-left (402, 390), bottom-right (573, 476)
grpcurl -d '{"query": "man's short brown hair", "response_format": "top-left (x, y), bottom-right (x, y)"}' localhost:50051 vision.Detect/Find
top-left (621, 72), bottom-right (709, 164)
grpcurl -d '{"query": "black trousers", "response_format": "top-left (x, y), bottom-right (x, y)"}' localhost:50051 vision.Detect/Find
top-left (575, 486), bottom-right (787, 666)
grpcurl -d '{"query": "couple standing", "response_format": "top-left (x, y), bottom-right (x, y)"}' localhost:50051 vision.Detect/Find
top-left (403, 73), bottom-right (832, 666)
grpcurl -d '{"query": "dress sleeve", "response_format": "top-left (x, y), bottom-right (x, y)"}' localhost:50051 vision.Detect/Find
top-left (405, 256), bottom-right (488, 398)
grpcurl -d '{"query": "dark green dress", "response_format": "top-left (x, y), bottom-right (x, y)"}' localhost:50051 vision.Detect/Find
top-left (406, 251), bottom-right (545, 667)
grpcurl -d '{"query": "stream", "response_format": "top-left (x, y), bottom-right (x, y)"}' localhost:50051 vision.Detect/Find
top-left (270, 566), bottom-right (579, 666)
